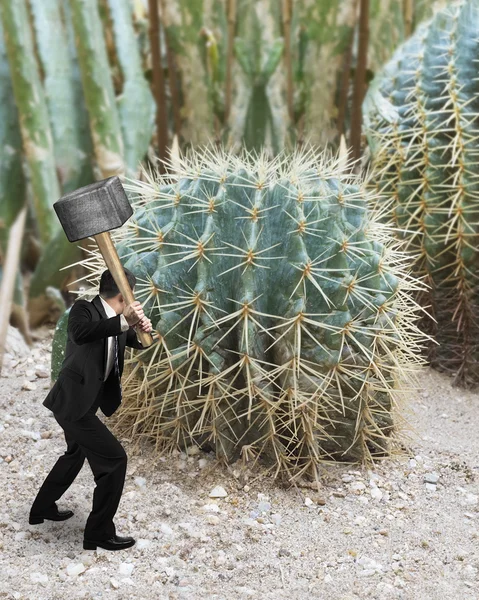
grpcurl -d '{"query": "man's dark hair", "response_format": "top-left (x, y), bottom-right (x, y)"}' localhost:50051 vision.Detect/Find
top-left (99, 268), bottom-right (136, 299)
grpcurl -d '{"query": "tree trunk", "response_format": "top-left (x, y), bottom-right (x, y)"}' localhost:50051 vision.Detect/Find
top-left (224, 0), bottom-right (236, 124)
top-left (148, 0), bottom-right (168, 174)
top-left (282, 0), bottom-right (294, 123)
top-left (349, 0), bottom-right (369, 164)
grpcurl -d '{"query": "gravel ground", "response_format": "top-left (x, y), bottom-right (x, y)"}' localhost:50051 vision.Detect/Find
top-left (0, 325), bottom-right (478, 600)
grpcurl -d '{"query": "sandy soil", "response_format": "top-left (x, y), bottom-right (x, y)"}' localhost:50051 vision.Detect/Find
top-left (0, 325), bottom-right (478, 600)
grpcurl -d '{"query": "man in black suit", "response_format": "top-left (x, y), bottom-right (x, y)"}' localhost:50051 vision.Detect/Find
top-left (29, 268), bottom-right (152, 551)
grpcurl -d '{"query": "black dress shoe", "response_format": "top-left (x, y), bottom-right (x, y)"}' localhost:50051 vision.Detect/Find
top-left (83, 534), bottom-right (136, 551)
top-left (29, 507), bottom-right (74, 524)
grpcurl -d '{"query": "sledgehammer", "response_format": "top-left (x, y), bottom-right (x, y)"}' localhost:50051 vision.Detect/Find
top-left (53, 176), bottom-right (153, 348)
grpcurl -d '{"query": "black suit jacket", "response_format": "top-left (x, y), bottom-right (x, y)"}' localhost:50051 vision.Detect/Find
top-left (43, 294), bottom-right (144, 422)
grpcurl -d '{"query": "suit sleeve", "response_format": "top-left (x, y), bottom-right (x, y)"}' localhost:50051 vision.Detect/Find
top-left (126, 326), bottom-right (144, 349)
top-left (69, 300), bottom-right (123, 345)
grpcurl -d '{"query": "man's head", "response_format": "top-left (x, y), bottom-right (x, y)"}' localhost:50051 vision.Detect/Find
top-left (99, 268), bottom-right (136, 314)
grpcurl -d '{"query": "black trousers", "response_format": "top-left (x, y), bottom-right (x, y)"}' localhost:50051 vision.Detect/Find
top-left (30, 376), bottom-right (127, 541)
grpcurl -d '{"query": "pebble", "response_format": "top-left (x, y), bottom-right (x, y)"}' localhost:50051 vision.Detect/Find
top-left (66, 563), bottom-right (86, 577)
top-left (110, 577), bottom-right (119, 589)
top-left (304, 497), bottom-right (314, 507)
top-left (134, 477), bottom-right (147, 487)
top-left (119, 562), bottom-right (134, 576)
top-left (357, 556), bottom-right (383, 575)
top-left (35, 369), bottom-right (49, 378)
top-left (350, 482), bottom-right (366, 492)
top-left (209, 485), bottom-right (227, 498)
top-left (370, 487), bottom-right (383, 500)
top-left (464, 494), bottom-right (478, 506)
top-left (206, 514), bottom-right (220, 525)
top-left (258, 500), bottom-right (271, 512)
top-left (424, 472), bottom-right (439, 484)
top-left (30, 572), bottom-right (48, 584)
top-left (201, 503), bottom-right (220, 513)
top-left (271, 513), bottom-right (282, 526)
top-left (160, 523), bottom-right (174, 536)
top-left (21, 381), bottom-right (36, 391)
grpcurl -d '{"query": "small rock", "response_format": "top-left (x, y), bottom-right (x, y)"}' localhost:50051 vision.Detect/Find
top-left (206, 514), bottom-right (220, 525)
top-left (118, 562), bottom-right (134, 576)
top-left (271, 513), bottom-right (282, 526)
top-left (66, 563), bottom-right (86, 577)
top-left (202, 503), bottom-right (220, 513)
top-left (21, 381), bottom-right (36, 391)
top-left (198, 458), bottom-right (208, 469)
top-left (304, 497), bottom-right (314, 507)
top-left (243, 485), bottom-right (250, 493)
top-left (110, 578), bottom-right (119, 589)
top-left (30, 572), bottom-right (48, 584)
top-left (464, 493), bottom-right (478, 506)
top-left (425, 483), bottom-right (437, 491)
top-left (134, 477), bottom-right (147, 487)
top-left (40, 431), bottom-right (52, 439)
top-left (424, 472), bottom-right (439, 484)
top-left (160, 523), bottom-right (174, 536)
top-left (370, 487), bottom-right (383, 500)
top-left (350, 481), bottom-right (366, 491)
top-left (209, 485), bottom-right (228, 498)
top-left (35, 369), bottom-right (49, 378)
top-left (258, 501), bottom-right (271, 512)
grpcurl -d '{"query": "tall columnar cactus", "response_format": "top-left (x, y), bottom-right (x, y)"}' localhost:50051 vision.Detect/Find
top-left (55, 145), bottom-right (425, 480)
top-left (363, 0), bottom-right (479, 387)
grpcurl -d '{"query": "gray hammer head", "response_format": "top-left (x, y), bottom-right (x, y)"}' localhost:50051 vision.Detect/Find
top-left (53, 176), bottom-right (133, 242)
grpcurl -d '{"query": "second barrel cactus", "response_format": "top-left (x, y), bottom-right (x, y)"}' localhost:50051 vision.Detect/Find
top-left (364, 0), bottom-right (479, 387)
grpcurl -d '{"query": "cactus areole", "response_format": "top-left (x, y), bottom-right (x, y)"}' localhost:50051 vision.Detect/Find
top-left (60, 144), bottom-right (425, 481)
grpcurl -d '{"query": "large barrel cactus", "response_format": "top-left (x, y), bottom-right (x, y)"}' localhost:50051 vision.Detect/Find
top-left (55, 145), bottom-right (425, 480)
top-left (363, 0), bottom-right (479, 387)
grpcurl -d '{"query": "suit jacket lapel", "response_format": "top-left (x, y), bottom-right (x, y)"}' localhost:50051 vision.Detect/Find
top-left (91, 295), bottom-right (109, 374)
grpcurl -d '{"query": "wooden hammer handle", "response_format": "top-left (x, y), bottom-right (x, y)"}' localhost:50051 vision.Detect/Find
top-left (94, 232), bottom-right (153, 348)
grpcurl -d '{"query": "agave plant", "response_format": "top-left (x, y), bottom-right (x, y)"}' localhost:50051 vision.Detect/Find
top-left (363, 0), bottom-right (479, 388)
top-left (54, 144), bottom-right (425, 481)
